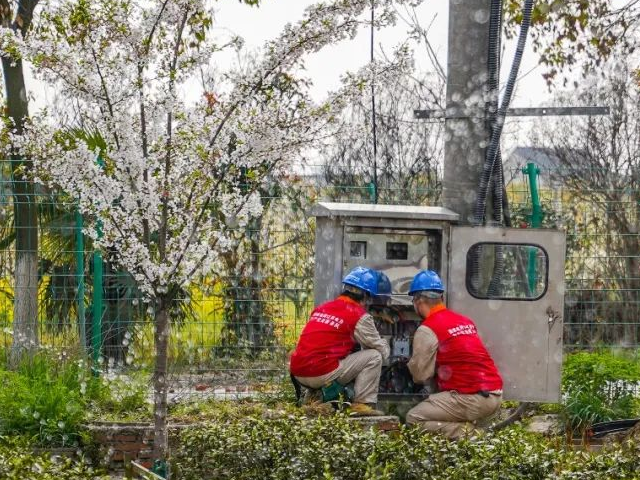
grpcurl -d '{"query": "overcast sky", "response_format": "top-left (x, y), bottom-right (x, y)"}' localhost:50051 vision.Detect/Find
top-left (30, 1), bottom-right (553, 104)
top-left (211, 0), bottom-right (563, 160)
top-left (214, 0), bottom-right (553, 106)
top-left (28, 0), bottom-right (563, 160)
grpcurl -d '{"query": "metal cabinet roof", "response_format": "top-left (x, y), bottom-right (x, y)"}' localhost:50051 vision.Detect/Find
top-left (310, 202), bottom-right (460, 222)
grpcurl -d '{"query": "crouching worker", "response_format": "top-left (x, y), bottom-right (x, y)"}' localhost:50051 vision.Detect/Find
top-left (406, 270), bottom-right (503, 438)
top-left (289, 267), bottom-right (391, 417)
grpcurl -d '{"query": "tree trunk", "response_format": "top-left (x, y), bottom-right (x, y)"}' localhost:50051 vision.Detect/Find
top-left (152, 298), bottom-right (170, 469)
top-left (10, 246), bottom-right (38, 361)
top-left (2, 56), bottom-right (39, 366)
top-left (248, 215), bottom-right (272, 353)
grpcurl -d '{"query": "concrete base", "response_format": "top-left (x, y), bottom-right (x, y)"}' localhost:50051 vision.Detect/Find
top-left (525, 414), bottom-right (563, 436)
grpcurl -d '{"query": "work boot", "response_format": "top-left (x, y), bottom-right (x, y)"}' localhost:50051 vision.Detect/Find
top-left (348, 403), bottom-right (385, 417)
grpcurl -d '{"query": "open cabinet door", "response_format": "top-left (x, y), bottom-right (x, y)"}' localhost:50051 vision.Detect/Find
top-left (448, 226), bottom-right (566, 402)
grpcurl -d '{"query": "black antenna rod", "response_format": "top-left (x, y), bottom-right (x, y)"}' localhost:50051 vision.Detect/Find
top-left (370, 1), bottom-right (378, 204)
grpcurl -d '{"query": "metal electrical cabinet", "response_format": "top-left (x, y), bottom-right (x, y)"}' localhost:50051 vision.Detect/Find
top-left (311, 202), bottom-right (566, 404)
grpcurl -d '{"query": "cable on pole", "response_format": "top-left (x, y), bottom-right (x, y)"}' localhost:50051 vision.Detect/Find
top-left (474, 0), bottom-right (535, 226)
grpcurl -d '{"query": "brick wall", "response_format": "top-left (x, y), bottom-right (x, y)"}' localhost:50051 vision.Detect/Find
top-left (86, 422), bottom-right (193, 470)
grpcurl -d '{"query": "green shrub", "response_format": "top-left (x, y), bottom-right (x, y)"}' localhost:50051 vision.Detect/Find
top-left (0, 354), bottom-right (101, 446)
top-left (0, 352), bottom-right (153, 442)
top-left (170, 397), bottom-right (297, 423)
top-left (562, 351), bottom-right (640, 433)
top-left (0, 436), bottom-right (107, 479)
top-left (88, 371), bottom-right (150, 419)
top-left (172, 411), bottom-right (640, 480)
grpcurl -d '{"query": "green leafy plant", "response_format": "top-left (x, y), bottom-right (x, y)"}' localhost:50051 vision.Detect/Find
top-left (0, 352), bottom-right (151, 444)
top-left (0, 436), bottom-right (107, 479)
top-left (169, 398), bottom-right (298, 424)
top-left (0, 353), bottom-right (101, 446)
top-left (562, 351), bottom-right (640, 433)
top-left (172, 410), bottom-right (640, 480)
top-left (88, 371), bottom-right (150, 419)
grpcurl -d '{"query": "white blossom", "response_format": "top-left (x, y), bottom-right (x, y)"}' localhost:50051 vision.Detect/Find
top-left (2, 0), bottom-right (421, 299)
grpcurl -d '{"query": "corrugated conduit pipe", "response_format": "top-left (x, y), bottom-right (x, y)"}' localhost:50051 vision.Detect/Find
top-left (471, 0), bottom-right (534, 297)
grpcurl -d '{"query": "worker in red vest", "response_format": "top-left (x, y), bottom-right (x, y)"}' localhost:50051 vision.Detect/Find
top-left (406, 270), bottom-right (503, 438)
top-left (290, 266), bottom-right (391, 417)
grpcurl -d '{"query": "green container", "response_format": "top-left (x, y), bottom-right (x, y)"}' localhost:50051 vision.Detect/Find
top-left (321, 381), bottom-right (346, 403)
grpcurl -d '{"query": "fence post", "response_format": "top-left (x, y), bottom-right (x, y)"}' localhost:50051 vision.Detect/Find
top-left (523, 162), bottom-right (542, 292)
top-left (92, 155), bottom-right (105, 371)
top-left (75, 207), bottom-right (86, 352)
top-left (92, 236), bottom-right (103, 369)
top-left (366, 182), bottom-right (377, 204)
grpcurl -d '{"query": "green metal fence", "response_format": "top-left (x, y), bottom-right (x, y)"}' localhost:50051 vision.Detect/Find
top-left (1, 159), bottom-right (639, 381)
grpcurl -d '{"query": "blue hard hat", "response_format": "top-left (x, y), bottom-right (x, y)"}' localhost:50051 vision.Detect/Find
top-left (408, 270), bottom-right (445, 296)
top-left (377, 272), bottom-right (392, 296)
top-left (342, 267), bottom-right (391, 296)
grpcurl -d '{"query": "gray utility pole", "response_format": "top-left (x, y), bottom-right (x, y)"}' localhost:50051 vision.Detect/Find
top-left (442, 0), bottom-right (492, 225)
top-left (419, 2), bottom-right (609, 225)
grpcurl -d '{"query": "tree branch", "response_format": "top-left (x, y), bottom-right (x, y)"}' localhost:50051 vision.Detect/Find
top-left (159, 9), bottom-right (189, 261)
top-left (88, 41), bottom-right (120, 150)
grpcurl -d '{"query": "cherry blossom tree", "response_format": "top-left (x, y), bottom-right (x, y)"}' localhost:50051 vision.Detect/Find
top-left (3, 0), bottom-right (421, 463)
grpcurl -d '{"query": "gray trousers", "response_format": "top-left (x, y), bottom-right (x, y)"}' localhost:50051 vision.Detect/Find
top-left (406, 390), bottom-right (502, 439)
top-left (294, 349), bottom-right (382, 404)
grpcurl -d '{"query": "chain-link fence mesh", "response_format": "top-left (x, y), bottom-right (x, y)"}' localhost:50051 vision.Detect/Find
top-left (1, 159), bottom-right (639, 389)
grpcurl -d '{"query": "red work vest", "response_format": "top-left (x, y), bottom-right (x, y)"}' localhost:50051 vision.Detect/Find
top-left (422, 307), bottom-right (503, 394)
top-left (289, 296), bottom-right (365, 377)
